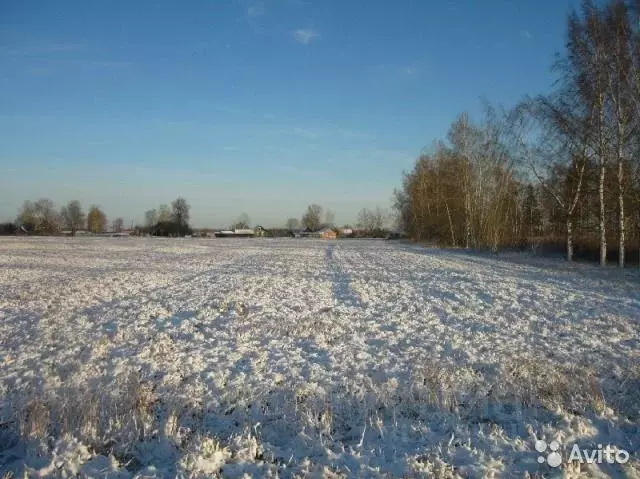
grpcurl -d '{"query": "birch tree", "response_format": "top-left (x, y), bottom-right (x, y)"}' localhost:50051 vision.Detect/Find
top-left (513, 99), bottom-right (588, 261)
top-left (302, 204), bottom-right (323, 232)
top-left (559, 1), bottom-right (610, 265)
top-left (61, 200), bottom-right (85, 236)
top-left (171, 197), bottom-right (190, 226)
top-left (447, 113), bottom-right (477, 249)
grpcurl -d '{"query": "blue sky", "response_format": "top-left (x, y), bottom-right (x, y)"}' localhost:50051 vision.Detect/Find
top-left (1, 0), bottom-right (574, 227)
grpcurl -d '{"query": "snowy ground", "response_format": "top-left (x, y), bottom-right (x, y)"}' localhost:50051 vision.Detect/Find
top-left (0, 237), bottom-right (639, 478)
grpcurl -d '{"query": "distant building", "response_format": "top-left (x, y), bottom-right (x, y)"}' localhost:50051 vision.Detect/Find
top-left (233, 228), bottom-right (255, 237)
top-left (214, 228), bottom-right (255, 238)
top-left (295, 227), bottom-right (337, 239)
top-left (319, 228), bottom-right (337, 240)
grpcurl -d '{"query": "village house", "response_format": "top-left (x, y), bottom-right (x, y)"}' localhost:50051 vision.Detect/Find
top-left (319, 228), bottom-right (337, 239)
top-left (295, 227), bottom-right (337, 239)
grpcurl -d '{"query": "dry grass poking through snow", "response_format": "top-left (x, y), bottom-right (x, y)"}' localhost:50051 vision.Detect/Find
top-left (0, 238), bottom-right (639, 478)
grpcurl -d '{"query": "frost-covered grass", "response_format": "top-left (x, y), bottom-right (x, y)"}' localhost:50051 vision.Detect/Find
top-left (0, 237), bottom-right (639, 478)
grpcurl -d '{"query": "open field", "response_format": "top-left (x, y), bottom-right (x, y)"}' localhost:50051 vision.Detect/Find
top-left (0, 238), bottom-right (639, 478)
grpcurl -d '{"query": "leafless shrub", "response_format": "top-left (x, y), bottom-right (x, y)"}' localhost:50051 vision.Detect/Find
top-left (19, 397), bottom-right (50, 440)
top-left (602, 364), bottom-right (640, 421)
top-left (502, 360), bottom-right (605, 414)
top-left (411, 360), bottom-right (460, 412)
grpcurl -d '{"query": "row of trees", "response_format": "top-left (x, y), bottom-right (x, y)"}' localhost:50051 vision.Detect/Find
top-left (203, 205), bottom-right (389, 237)
top-left (281, 204), bottom-right (334, 232)
top-left (356, 207), bottom-right (390, 236)
top-left (140, 197), bottom-right (192, 236)
top-left (14, 199), bottom-right (125, 236)
top-left (6, 198), bottom-right (390, 238)
top-left (395, 0), bottom-right (640, 266)
top-left (288, 205), bottom-right (391, 237)
top-left (394, 108), bottom-right (527, 251)
top-left (8, 197), bottom-right (192, 237)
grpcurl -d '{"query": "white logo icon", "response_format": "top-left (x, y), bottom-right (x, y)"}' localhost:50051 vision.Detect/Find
top-left (535, 439), bottom-right (563, 468)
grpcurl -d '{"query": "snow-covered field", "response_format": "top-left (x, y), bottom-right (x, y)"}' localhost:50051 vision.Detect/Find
top-left (0, 238), bottom-right (639, 478)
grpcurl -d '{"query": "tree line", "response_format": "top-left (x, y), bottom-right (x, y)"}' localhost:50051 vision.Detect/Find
top-left (229, 204), bottom-right (390, 237)
top-left (394, 0), bottom-right (640, 266)
top-left (286, 204), bottom-right (391, 237)
top-left (2, 197), bottom-right (192, 237)
top-left (2, 198), bottom-right (393, 238)
top-left (141, 197), bottom-right (192, 236)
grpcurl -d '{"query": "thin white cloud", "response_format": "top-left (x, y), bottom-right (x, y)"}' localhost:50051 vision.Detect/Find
top-left (26, 67), bottom-right (52, 77)
top-left (337, 128), bottom-right (375, 140)
top-left (520, 30), bottom-right (533, 40)
top-left (247, 2), bottom-right (265, 18)
top-left (400, 66), bottom-right (418, 76)
top-left (293, 29), bottom-right (319, 44)
top-left (345, 148), bottom-right (414, 162)
top-left (6, 43), bottom-right (85, 57)
top-left (369, 63), bottom-right (424, 79)
top-left (291, 127), bottom-right (321, 138)
top-left (282, 0), bottom-right (310, 6)
top-left (274, 163), bottom-right (324, 177)
top-left (91, 61), bottom-right (132, 69)
top-left (239, 0), bottom-right (266, 33)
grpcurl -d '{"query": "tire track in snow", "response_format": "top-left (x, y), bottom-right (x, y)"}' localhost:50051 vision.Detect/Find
top-left (325, 243), bottom-right (363, 308)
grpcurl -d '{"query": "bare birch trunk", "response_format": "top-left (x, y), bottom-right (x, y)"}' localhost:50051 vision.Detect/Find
top-left (445, 200), bottom-right (456, 247)
top-left (618, 158), bottom-right (625, 267)
top-left (566, 217), bottom-right (574, 262)
top-left (599, 162), bottom-right (607, 266)
top-left (464, 191), bottom-right (471, 249)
